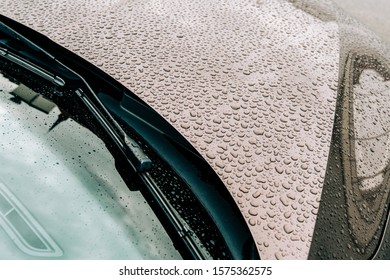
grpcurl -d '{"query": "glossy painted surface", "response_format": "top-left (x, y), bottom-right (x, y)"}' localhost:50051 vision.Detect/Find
top-left (2, 0), bottom-right (390, 259)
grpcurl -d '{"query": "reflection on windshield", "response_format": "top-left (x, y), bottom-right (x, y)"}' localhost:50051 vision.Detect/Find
top-left (0, 72), bottom-right (180, 259)
top-left (10, 83), bottom-right (56, 113)
top-left (0, 181), bottom-right (63, 257)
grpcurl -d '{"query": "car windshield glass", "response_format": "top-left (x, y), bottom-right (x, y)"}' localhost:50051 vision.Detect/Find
top-left (0, 72), bottom-right (181, 259)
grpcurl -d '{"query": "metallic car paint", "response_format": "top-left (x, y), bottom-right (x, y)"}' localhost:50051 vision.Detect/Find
top-left (1, 0), bottom-right (340, 259)
top-left (3, 0), bottom-right (390, 259)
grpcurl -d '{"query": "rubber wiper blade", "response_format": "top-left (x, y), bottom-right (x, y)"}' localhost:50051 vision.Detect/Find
top-left (0, 17), bottom-right (207, 259)
top-left (0, 17), bottom-right (151, 173)
top-left (0, 20), bottom-right (66, 87)
top-left (75, 88), bottom-right (152, 172)
top-left (0, 47), bottom-right (65, 87)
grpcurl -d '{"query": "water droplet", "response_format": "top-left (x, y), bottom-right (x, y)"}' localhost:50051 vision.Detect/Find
top-left (230, 104), bottom-right (240, 110)
top-left (283, 224), bottom-right (294, 234)
top-left (275, 165), bottom-right (284, 174)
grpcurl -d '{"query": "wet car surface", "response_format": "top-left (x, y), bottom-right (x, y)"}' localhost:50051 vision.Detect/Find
top-left (1, 0), bottom-right (390, 259)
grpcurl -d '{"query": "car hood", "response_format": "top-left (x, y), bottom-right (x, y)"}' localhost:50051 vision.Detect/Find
top-left (2, 0), bottom-right (389, 259)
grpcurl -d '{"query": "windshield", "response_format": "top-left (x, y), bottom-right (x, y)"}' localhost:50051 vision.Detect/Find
top-left (0, 72), bottom-right (180, 259)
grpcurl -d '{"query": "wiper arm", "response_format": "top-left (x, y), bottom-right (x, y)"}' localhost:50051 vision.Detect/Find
top-left (75, 86), bottom-right (205, 258)
top-left (75, 88), bottom-right (152, 172)
top-left (0, 44), bottom-right (151, 172)
top-left (0, 17), bottom-right (151, 172)
top-left (0, 46), bottom-right (65, 87)
top-left (0, 21), bottom-right (65, 86)
top-left (0, 16), bottom-right (207, 259)
top-left (54, 57), bottom-right (205, 257)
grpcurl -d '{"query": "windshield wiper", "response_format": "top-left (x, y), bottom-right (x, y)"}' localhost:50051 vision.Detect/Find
top-left (0, 46), bottom-right (65, 87)
top-left (75, 88), bottom-right (152, 172)
top-left (0, 18), bottom-right (151, 172)
top-left (0, 15), bottom-right (207, 259)
top-left (75, 86), bottom-right (205, 258)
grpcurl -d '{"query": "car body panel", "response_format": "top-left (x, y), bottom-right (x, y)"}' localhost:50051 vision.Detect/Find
top-left (2, 0), bottom-right (390, 259)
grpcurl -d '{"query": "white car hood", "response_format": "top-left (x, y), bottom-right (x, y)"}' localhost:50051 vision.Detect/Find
top-left (2, 0), bottom-right (344, 259)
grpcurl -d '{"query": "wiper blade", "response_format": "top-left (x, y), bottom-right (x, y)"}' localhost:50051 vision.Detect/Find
top-left (0, 17), bottom-right (151, 173)
top-left (0, 46), bottom-right (65, 87)
top-left (0, 16), bottom-right (208, 259)
top-left (75, 88), bottom-right (152, 172)
top-left (0, 21), bottom-right (65, 86)
top-left (74, 87), bottom-right (205, 258)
